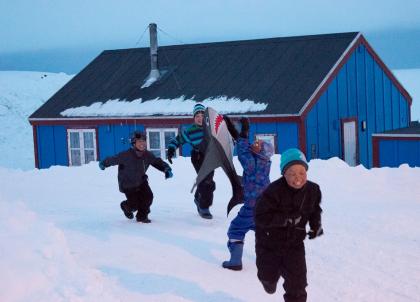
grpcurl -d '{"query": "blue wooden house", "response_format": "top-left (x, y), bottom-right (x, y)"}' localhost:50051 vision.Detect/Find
top-left (29, 28), bottom-right (416, 169)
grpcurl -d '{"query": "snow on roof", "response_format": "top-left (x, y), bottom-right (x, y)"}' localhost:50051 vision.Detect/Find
top-left (60, 96), bottom-right (268, 117)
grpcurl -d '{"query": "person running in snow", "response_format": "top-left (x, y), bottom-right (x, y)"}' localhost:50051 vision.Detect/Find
top-left (167, 103), bottom-right (215, 219)
top-left (254, 148), bottom-right (323, 301)
top-left (99, 131), bottom-right (173, 223)
top-left (221, 115), bottom-right (273, 271)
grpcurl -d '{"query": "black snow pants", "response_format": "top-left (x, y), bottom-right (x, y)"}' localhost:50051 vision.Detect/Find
top-left (191, 149), bottom-right (215, 209)
top-left (124, 180), bottom-right (154, 220)
top-left (256, 242), bottom-right (308, 302)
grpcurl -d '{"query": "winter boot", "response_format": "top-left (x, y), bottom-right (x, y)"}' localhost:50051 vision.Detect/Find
top-left (120, 200), bottom-right (134, 219)
top-left (194, 199), bottom-right (213, 219)
top-left (261, 280), bottom-right (277, 294)
top-left (222, 241), bottom-right (244, 271)
top-left (136, 217), bottom-right (151, 223)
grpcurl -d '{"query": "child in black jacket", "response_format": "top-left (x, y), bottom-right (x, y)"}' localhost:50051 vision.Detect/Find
top-left (254, 148), bottom-right (323, 302)
top-left (99, 131), bottom-right (173, 223)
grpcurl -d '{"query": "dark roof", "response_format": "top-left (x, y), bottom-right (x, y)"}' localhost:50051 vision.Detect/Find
top-left (375, 121), bottom-right (420, 135)
top-left (30, 32), bottom-right (359, 119)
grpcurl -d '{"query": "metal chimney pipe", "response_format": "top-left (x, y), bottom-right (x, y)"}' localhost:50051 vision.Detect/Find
top-left (148, 23), bottom-right (160, 79)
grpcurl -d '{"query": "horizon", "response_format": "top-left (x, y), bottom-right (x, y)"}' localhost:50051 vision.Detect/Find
top-left (1, 0), bottom-right (420, 73)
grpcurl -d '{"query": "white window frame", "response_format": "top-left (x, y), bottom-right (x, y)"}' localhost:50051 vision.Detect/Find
top-left (67, 129), bottom-right (97, 166)
top-left (146, 128), bottom-right (179, 159)
top-left (255, 133), bottom-right (276, 151)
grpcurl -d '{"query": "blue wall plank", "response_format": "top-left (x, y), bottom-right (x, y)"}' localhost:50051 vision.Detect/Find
top-left (305, 108), bottom-right (318, 160)
top-left (383, 76), bottom-right (393, 131)
top-left (379, 139), bottom-right (420, 167)
top-left (355, 47), bottom-right (368, 166)
top-left (98, 125), bottom-right (116, 159)
top-left (327, 79), bottom-right (341, 156)
top-left (53, 126), bottom-right (68, 166)
top-left (391, 86), bottom-right (400, 129)
top-left (37, 126), bottom-right (55, 169)
top-left (276, 122), bottom-right (299, 153)
top-left (374, 64), bottom-right (385, 132)
top-left (37, 125), bottom-right (67, 168)
top-left (346, 54), bottom-right (358, 117)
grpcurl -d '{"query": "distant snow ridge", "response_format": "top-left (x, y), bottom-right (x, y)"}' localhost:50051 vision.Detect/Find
top-left (60, 96), bottom-right (268, 117)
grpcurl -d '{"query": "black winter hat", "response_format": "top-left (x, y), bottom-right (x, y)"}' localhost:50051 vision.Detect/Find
top-left (130, 131), bottom-right (147, 144)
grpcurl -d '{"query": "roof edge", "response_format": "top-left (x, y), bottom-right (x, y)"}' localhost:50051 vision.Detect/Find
top-left (299, 32), bottom-right (362, 116)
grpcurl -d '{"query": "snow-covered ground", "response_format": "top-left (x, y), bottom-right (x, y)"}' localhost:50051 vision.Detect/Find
top-left (0, 70), bottom-right (419, 301)
top-left (0, 71), bottom-right (73, 170)
top-left (0, 156), bottom-right (419, 301)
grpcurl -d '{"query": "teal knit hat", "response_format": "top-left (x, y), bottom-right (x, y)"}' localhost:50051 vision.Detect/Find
top-left (280, 148), bottom-right (308, 175)
top-left (193, 103), bottom-right (205, 116)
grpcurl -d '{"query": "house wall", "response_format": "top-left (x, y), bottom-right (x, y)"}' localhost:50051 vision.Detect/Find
top-left (373, 136), bottom-right (420, 168)
top-left (34, 119), bottom-right (300, 168)
top-left (305, 44), bottom-right (410, 168)
top-left (97, 124), bottom-right (145, 159)
top-left (252, 121), bottom-right (299, 153)
top-left (35, 125), bottom-right (68, 169)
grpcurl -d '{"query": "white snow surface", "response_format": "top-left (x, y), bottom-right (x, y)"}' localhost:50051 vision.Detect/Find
top-left (0, 70), bottom-right (420, 301)
top-left (60, 96), bottom-right (268, 117)
top-left (0, 71), bottom-right (73, 170)
top-left (0, 156), bottom-right (419, 302)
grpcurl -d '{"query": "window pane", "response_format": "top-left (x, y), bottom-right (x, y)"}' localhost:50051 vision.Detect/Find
top-left (71, 150), bottom-right (81, 166)
top-left (83, 132), bottom-right (94, 148)
top-left (164, 131), bottom-right (176, 148)
top-left (84, 150), bottom-right (95, 164)
top-left (151, 150), bottom-right (161, 158)
top-left (69, 132), bottom-right (80, 148)
top-left (149, 132), bottom-right (160, 149)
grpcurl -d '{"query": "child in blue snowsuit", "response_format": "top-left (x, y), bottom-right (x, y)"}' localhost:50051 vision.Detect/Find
top-left (222, 116), bottom-right (273, 270)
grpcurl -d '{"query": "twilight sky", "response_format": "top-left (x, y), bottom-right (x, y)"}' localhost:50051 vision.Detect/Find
top-left (1, 0), bottom-right (420, 72)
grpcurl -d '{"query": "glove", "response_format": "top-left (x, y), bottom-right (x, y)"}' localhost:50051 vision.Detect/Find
top-left (98, 161), bottom-right (106, 170)
top-left (167, 147), bottom-right (175, 164)
top-left (308, 227), bottom-right (324, 239)
top-left (239, 117), bottom-right (250, 138)
top-left (165, 168), bottom-right (173, 179)
top-left (223, 115), bottom-right (239, 140)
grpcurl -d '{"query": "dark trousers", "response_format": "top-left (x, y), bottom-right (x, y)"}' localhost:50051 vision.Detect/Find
top-left (256, 244), bottom-right (308, 302)
top-left (191, 150), bottom-right (215, 209)
top-left (124, 181), bottom-right (153, 220)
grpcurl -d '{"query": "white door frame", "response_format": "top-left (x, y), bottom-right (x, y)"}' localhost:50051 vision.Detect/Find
top-left (146, 128), bottom-right (179, 159)
top-left (341, 118), bottom-right (358, 166)
top-left (67, 128), bottom-right (97, 166)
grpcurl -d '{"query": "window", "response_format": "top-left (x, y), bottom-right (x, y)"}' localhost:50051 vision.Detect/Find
top-left (146, 128), bottom-right (179, 159)
top-left (67, 129), bottom-right (97, 166)
top-left (255, 134), bottom-right (276, 152)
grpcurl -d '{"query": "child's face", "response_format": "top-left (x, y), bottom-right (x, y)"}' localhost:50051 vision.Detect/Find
top-left (194, 112), bottom-right (204, 126)
top-left (251, 140), bottom-right (263, 154)
top-left (134, 139), bottom-right (147, 151)
top-left (284, 164), bottom-right (307, 189)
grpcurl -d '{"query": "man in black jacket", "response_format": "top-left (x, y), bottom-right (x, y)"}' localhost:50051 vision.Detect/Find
top-left (254, 148), bottom-right (323, 302)
top-left (99, 131), bottom-right (173, 223)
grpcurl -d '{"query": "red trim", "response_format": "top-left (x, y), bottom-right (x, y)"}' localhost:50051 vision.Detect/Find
top-left (301, 34), bottom-right (413, 119)
top-left (298, 118), bottom-right (307, 155)
top-left (372, 136), bottom-right (379, 168)
top-left (372, 135), bottom-right (420, 168)
top-left (373, 135), bottom-right (420, 141)
top-left (340, 117), bottom-right (359, 164)
top-left (30, 118), bottom-right (195, 126)
top-left (32, 125), bottom-right (39, 169)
